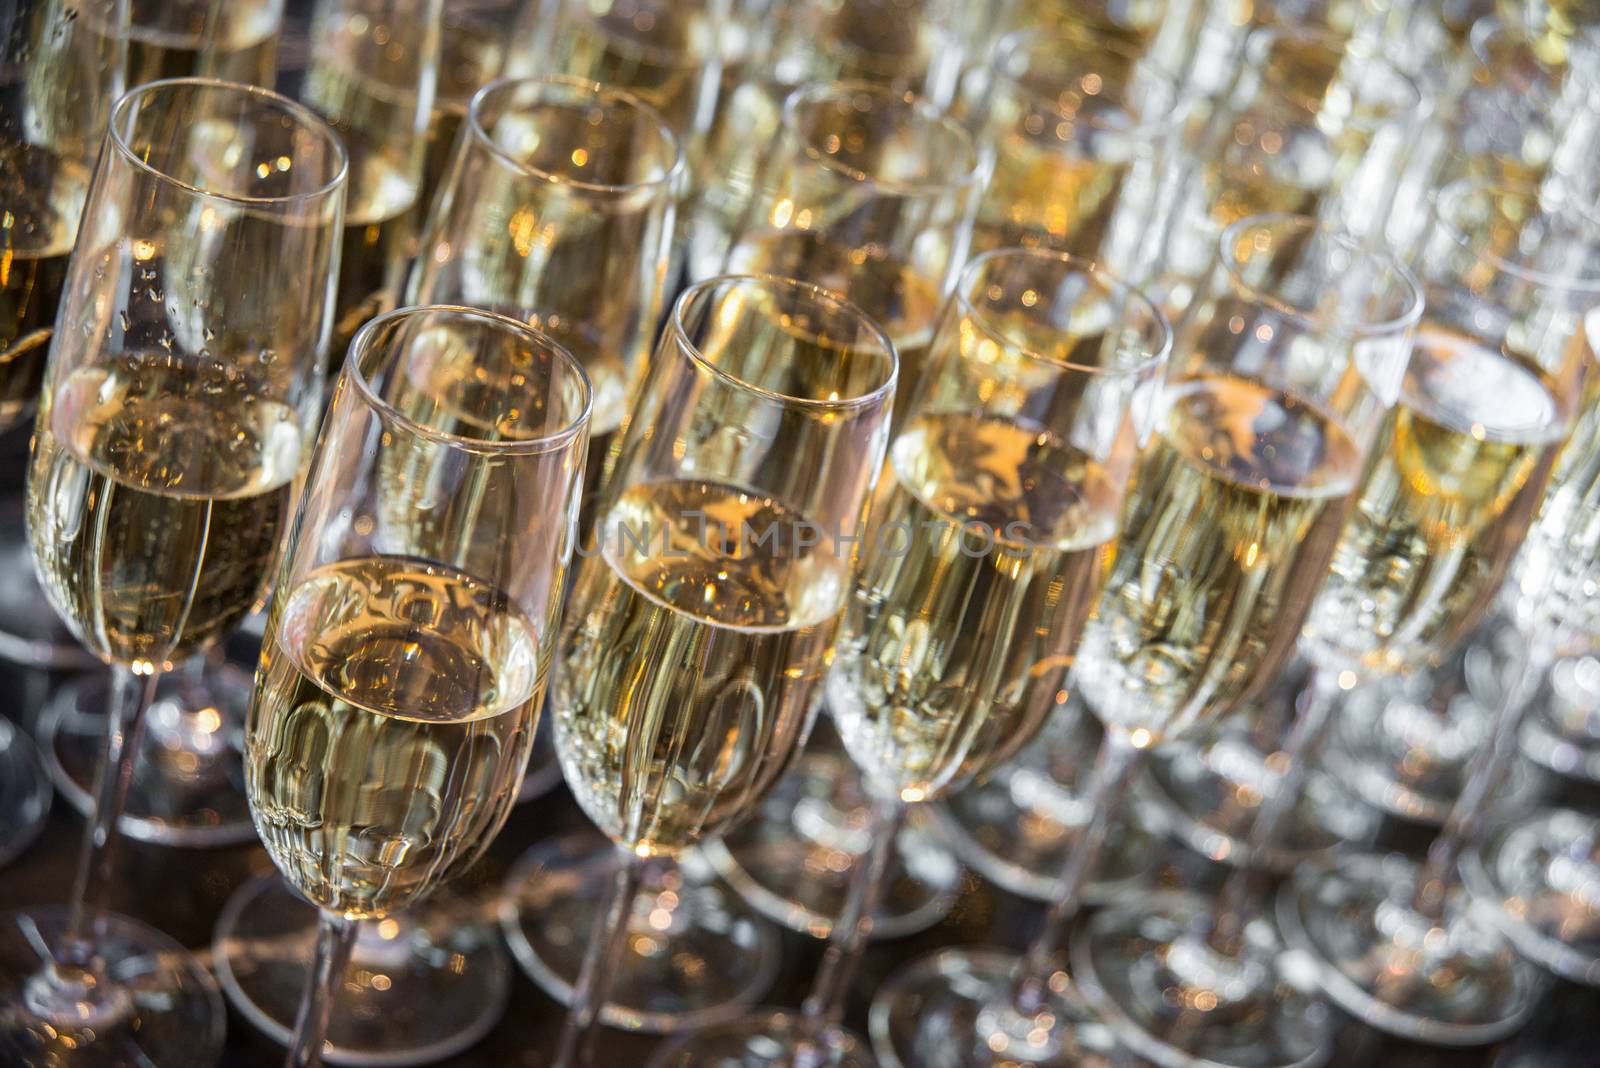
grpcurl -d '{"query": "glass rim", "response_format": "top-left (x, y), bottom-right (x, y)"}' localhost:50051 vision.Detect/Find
top-left (346, 304), bottom-right (594, 455)
top-left (955, 246), bottom-right (1172, 377)
top-left (1242, 25), bottom-right (1422, 126)
top-left (669, 273), bottom-right (899, 411)
top-left (467, 74), bottom-right (686, 196)
top-left (109, 77), bottom-right (349, 207)
top-left (781, 80), bottom-right (986, 197)
top-left (1218, 213), bottom-right (1425, 335)
top-left (990, 28), bottom-right (1185, 137)
top-left (1436, 177), bottom-right (1600, 294)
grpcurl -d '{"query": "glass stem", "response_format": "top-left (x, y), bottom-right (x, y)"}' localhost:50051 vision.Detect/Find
top-left (799, 791), bottom-right (907, 1039)
top-left (1411, 645), bottom-right (1550, 920)
top-left (1206, 667), bottom-right (1340, 956)
top-left (552, 846), bottom-right (646, 1068)
top-left (59, 663), bottom-right (160, 967)
top-left (284, 910), bottom-right (359, 1068)
top-left (1011, 731), bottom-right (1145, 1015)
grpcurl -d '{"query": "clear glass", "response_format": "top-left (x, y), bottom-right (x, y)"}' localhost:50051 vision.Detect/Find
top-left (536, 273), bottom-right (895, 1068)
top-left (654, 247), bottom-right (1171, 1068)
top-left (1282, 179), bottom-right (1600, 1045)
top-left (39, 0), bottom-right (293, 845)
top-left (873, 216), bottom-right (1418, 1068)
top-left (294, 0), bottom-right (442, 356)
top-left (243, 304), bottom-right (590, 1068)
top-left (961, 28), bottom-right (1182, 278)
top-left (697, 79), bottom-right (984, 414)
top-left (0, 0), bottom-right (128, 860)
top-left (0, 76), bottom-right (347, 1068)
top-left (412, 73), bottom-right (683, 527)
top-left (1157, 25), bottom-right (1421, 313)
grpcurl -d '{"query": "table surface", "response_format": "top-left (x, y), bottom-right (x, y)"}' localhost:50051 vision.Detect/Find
top-left (1, 651), bottom-right (1596, 1068)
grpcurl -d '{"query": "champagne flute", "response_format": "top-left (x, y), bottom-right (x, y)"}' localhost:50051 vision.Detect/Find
top-left (960, 28), bottom-right (1182, 273)
top-left (243, 304), bottom-right (589, 1068)
top-left (654, 247), bottom-right (1171, 1068)
top-left (38, 0), bottom-right (302, 852)
top-left (539, 273), bottom-right (895, 1068)
top-left (699, 78), bottom-right (985, 943)
top-left (1281, 179), bottom-right (1600, 1045)
top-left (1157, 24), bottom-right (1420, 314)
top-left (874, 214), bottom-right (1419, 1068)
top-left (0, 0), bottom-right (127, 863)
top-left (0, 76), bottom-right (348, 1067)
top-left (296, 0), bottom-right (442, 356)
top-left (411, 74), bottom-right (683, 526)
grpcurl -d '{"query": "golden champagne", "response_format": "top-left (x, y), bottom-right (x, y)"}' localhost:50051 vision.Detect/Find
top-left (1204, 151), bottom-right (1326, 229)
top-left (1304, 325), bottom-right (1567, 674)
top-left (112, 0), bottom-right (281, 86)
top-left (246, 555), bottom-right (543, 917)
top-left (554, 478), bottom-right (849, 858)
top-left (727, 229), bottom-right (940, 431)
top-left (27, 353), bottom-right (303, 668)
top-left (972, 153), bottom-right (1133, 260)
top-left (0, 147), bottom-right (89, 429)
top-left (829, 412), bottom-right (1118, 802)
top-left (1076, 373), bottom-right (1362, 740)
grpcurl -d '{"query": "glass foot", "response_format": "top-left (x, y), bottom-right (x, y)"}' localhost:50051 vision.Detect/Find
top-left (0, 906), bottom-right (224, 1066)
top-left (42, 667), bottom-right (257, 847)
top-left (1320, 666), bottom-right (1539, 827)
top-left (1518, 656), bottom-right (1600, 784)
top-left (702, 748), bottom-right (961, 938)
top-left (517, 713), bottom-right (562, 804)
top-left (648, 1010), bottom-right (873, 1068)
top-left (214, 873), bottom-right (508, 1066)
top-left (0, 718), bottom-right (50, 869)
top-left (1071, 891), bottom-right (1331, 1068)
top-left (1279, 854), bottom-right (1542, 1045)
top-left (1144, 724), bottom-right (1380, 873)
top-left (868, 947), bottom-right (1120, 1068)
top-left (1462, 808), bottom-right (1600, 986)
top-left (498, 833), bottom-right (779, 1033)
top-left (935, 707), bottom-right (1158, 902)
